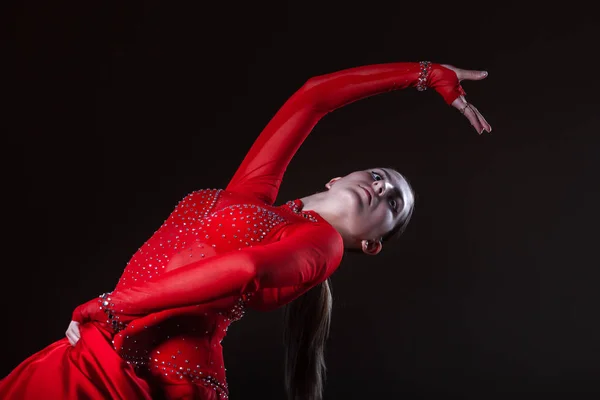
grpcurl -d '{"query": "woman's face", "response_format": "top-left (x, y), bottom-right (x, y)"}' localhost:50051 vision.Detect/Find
top-left (325, 167), bottom-right (412, 243)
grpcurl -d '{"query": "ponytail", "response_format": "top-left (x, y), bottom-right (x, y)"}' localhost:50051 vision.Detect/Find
top-left (283, 279), bottom-right (332, 400)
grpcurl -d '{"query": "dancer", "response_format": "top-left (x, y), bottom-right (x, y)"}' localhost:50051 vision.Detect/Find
top-left (1, 61), bottom-right (491, 400)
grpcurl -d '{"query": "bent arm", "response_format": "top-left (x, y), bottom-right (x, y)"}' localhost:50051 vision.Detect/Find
top-left (73, 222), bottom-right (343, 323)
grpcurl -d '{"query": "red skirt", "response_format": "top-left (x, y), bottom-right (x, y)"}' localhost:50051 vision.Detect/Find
top-left (0, 323), bottom-right (152, 399)
top-left (1, 323), bottom-right (223, 399)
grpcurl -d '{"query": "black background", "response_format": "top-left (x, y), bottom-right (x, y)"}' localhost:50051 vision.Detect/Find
top-left (6, 1), bottom-right (600, 398)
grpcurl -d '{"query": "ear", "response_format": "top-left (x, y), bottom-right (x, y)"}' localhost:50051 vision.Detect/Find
top-left (325, 177), bottom-right (341, 190)
top-left (361, 239), bottom-right (382, 256)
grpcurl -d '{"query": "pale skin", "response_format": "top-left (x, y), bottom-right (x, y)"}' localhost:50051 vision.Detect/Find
top-left (301, 168), bottom-right (410, 255)
top-left (300, 65), bottom-right (491, 253)
top-left (66, 64), bottom-right (491, 345)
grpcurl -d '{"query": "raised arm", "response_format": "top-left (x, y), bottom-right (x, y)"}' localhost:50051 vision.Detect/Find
top-left (72, 222), bottom-right (344, 329)
top-left (225, 62), bottom-right (487, 204)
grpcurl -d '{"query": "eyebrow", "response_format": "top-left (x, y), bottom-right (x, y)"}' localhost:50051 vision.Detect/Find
top-left (379, 168), bottom-right (403, 204)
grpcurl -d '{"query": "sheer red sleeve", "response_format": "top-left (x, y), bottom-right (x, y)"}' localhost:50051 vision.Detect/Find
top-left (72, 222), bottom-right (343, 324)
top-left (226, 62), bottom-right (462, 204)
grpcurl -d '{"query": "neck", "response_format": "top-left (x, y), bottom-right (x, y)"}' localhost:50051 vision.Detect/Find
top-left (299, 192), bottom-right (356, 248)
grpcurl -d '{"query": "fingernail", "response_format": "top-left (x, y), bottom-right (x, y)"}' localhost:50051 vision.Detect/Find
top-left (482, 71), bottom-right (488, 77)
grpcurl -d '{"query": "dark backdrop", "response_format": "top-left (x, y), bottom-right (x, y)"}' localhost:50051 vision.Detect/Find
top-left (6, 1), bottom-right (600, 399)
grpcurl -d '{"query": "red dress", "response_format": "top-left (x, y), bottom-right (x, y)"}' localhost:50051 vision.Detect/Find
top-left (0, 62), bottom-right (463, 399)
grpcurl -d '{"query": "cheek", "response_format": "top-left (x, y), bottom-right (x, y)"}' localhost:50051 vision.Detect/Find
top-left (351, 207), bottom-right (393, 237)
top-left (334, 187), bottom-right (363, 208)
top-left (369, 207), bottom-right (396, 235)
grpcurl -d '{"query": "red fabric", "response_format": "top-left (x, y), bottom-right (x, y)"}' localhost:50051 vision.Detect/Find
top-left (1, 62), bottom-right (461, 399)
top-left (0, 323), bottom-right (152, 399)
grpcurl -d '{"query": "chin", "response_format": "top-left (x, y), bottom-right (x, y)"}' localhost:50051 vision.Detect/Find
top-left (343, 187), bottom-right (363, 202)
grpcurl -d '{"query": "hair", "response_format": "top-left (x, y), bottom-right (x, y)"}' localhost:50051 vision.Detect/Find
top-left (382, 171), bottom-right (415, 242)
top-left (282, 169), bottom-right (415, 400)
top-left (283, 279), bottom-right (332, 400)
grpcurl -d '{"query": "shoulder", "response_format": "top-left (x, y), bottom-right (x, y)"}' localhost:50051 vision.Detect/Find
top-left (281, 221), bottom-right (345, 266)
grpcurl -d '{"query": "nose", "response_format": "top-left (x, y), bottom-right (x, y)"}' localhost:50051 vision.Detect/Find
top-left (372, 180), bottom-right (393, 197)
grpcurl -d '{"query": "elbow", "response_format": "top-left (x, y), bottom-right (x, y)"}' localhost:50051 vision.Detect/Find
top-left (302, 75), bottom-right (324, 91)
top-left (303, 76), bottom-right (317, 88)
top-left (234, 253), bottom-right (259, 280)
top-left (227, 253), bottom-right (260, 292)
top-left (295, 78), bottom-right (325, 111)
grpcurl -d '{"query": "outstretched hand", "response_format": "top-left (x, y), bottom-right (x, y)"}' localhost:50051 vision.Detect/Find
top-left (441, 64), bottom-right (492, 135)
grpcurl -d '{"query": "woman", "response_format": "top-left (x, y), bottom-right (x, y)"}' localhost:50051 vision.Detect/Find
top-left (0, 61), bottom-right (491, 400)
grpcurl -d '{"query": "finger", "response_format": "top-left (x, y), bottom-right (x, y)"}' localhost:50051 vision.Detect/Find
top-left (440, 64), bottom-right (457, 74)
top-left (452, 97), bottom-right (485, 134)
top-left (459, 69), bottom-right (488, 81)
top-left (463, 105), bottom-right (485, 134)
top-left (469, 104), bottom-right (492, 133)
top-left (72, 325), bottom-right (81, 340)
top-left (451, 95), bottom-right (467, 109)
top-left (70, 330), bottom-right (81, 345)
top-left (66, 331), bottom-right (77, 346)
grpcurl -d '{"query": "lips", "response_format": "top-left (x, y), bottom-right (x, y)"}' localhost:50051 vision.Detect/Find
top-left (360, 186), bottom-right (372, 205)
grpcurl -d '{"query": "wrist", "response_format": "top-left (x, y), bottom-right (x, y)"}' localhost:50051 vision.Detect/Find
top-left (416, 61), bottom-right (433, 91)
top-left (425, 63), bottom-right (465, 105)
top-left (72, 292), bottom-right (129, 333)
top-left (71, 297), bottom-right (98, 323)
top-left (98, 292), bottom-right (129, 333)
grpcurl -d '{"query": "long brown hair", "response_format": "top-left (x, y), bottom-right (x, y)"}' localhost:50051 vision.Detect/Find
top-left (283, 169), bottom-right (415, 399)
top-left (283, 279), bottom-right (332, 400)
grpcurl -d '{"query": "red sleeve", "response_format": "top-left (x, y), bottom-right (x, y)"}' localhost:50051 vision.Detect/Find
top-left (226, 62), bottom-right (461, 204)
top-left (73, 222), bottom-right (344, 324)
top-left (246, 285), bottom-right (311, 312)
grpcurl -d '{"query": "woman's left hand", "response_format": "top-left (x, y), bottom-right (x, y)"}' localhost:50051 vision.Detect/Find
top-left (65, 320), bottom-right (81, 346)
top-left (440, 64), bottom-right (492, 135)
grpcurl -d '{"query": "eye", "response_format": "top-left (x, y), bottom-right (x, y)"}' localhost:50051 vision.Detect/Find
top-left (389, 198), bottom-right (398, 213)
top-left (371, 171), bottom-right (382, 181)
